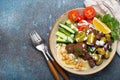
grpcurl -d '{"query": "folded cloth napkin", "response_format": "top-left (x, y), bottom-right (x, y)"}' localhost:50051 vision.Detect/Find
top-left (84, 0), bottom-right (120, 56)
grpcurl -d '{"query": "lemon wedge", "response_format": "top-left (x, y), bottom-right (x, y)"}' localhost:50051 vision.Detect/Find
top-left (93, 17), bottom-right (111, 34)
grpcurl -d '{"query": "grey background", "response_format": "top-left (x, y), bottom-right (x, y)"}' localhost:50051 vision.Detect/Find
top-left (0, 0), bottom-right (120, 80)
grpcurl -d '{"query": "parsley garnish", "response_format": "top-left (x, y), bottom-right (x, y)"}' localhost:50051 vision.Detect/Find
top-left (75, 48), bottom-right (81, 53)
top-left (96, 14), bottom-right (120, 42)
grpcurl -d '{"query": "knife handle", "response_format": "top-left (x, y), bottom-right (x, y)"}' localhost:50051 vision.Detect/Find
top-left (52, 60), bottom-right (70, 80)
top-left (47, 60), bottom-right (61, 80)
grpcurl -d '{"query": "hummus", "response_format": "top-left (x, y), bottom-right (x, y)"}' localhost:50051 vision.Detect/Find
top-left (56, 43), bottom-right (90, 70)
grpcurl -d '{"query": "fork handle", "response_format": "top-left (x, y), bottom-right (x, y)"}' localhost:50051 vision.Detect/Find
top-left (45, 50), bottom-right (69, 80)
top-left (52, 60), bottom-right (70, 80)
top-left (47, 60), bottom-right (61, 80)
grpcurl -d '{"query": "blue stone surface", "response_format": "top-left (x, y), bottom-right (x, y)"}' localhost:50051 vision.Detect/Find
top-left (0, 0), bottom-right (120, 80)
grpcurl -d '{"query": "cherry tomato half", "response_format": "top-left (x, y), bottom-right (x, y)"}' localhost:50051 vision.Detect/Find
top-left (83, 6), bottom-right (96, 19)
top-left (68, 10), bottom-right (79, 22)
top-left (78, 15), bottom-right (85, 22)
top-left (86, 19), bottom-right (93, 23)
top-left (78, 25), bottom-right (89, 32)
top-left (77, 26), bottom-right (84, 31)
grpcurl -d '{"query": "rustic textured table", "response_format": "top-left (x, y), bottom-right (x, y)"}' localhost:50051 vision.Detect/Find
top-left (0, 0), bottom-right (120, 80)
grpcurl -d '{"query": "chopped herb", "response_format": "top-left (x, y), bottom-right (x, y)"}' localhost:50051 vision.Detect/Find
top-left (96, 14), bottom-right (103, 21)
top-left (75, 48), bottom-right (85, 56)
top-left (102, 14), bottom-right (111, 23)
top-left (75, 48), bottom-right (81, 53)
top-left (88, 46), bottom-right (96, 53)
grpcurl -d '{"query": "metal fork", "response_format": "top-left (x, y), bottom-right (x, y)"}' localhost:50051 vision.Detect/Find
top-left (30, 30), bottom-right (69, 80)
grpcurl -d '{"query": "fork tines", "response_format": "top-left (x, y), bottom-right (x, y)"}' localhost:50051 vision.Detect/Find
top-left (30, 30), bottom-right (42, 44)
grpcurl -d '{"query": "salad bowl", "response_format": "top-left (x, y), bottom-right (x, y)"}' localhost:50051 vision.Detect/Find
top-left (49, 8), bottom-right (118, 75)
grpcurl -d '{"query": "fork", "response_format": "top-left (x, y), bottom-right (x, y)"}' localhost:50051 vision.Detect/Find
top-left (30, 30), bottom-right (69, 80)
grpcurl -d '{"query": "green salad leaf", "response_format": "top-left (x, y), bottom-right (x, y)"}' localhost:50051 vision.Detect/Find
top-left (96, 14), bottom-right (120, 42)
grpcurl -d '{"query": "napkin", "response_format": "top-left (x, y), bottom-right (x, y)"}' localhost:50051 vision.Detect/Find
top-left (84, 0), bottom-right (120, 56)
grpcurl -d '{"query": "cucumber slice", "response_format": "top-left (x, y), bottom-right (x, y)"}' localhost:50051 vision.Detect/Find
top-left (56, 31), bottom-right (67, 40)
top-left (67, 36), bottom-right (74, 43)
top-left (65, 19), bottom-right (78, 32)
top-left (58, 27), bottom-right (71, 36)
top-left (59, 23), bottom-right (75, 34)
top-left (65, 19), bottom-right (73, 26)
top-left (70, 24), bottom-right (78, 32)
top-left (56, 37), bottom-right (70, 43)
top-left (56, 31), bottom-right (74, 43)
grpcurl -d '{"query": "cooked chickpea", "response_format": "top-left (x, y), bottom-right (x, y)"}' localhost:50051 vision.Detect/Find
top-left (75, 65), bottom-right (79, 69)
top-left (75, 63), bottom-right (79, 69)
top-left (62, 56), bottom-right (66, 61)
top-left (78, 66), bottom-right (82, 69)
top-left (62, 53), bottom-right (67, 57)
top-left (68, 56), bottom-right (73, 61)
top-left (61, 49), bottom-right (67, 54)
top-left (65, 54), bottom-right (69, 59)
top-left (73, 62), bottom-right (77, 65)
top-left (79, 62), bottom-right (83, 67)
top-left (61, 52), bottom-right (64, 55)
top-left (65, 60), bottom-right (70, 64)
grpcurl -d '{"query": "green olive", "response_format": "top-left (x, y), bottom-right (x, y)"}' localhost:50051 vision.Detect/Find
top-left (97, 48), bottom-right (105, 55)
top-left (105, 34), bottom-right (110, 39)
top-left (87, 33), bottom-right (95, 45)
top-left (100, 37), bottom-right (106, 43)
top-left (104, 51), bottom-right (110, 59)
top-left (91, 53), bottom-right (99, 61)
top-left (96, 55), bottom-right (103, 65)
top-left (75, 31), bottom-right (86, 42)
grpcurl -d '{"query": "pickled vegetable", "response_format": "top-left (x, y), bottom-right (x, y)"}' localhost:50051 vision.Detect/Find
top-left (75, 31), bottom-right (86, 42)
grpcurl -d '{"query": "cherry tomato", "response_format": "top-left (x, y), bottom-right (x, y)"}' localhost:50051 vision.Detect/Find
top-left (78, 20), bottom-right (82, 24)
top-left (86, 19), bottom-right (93, 23)
top-left (78, 26), bottom-right (84, 31)
top-left (78, 15), bottom-right (85, 21)
top-left (83, 25), bottom-right (89, 32)
top-left (77, 20), bottom-right (89, 32)
top-left (83, 6), bottom-right (96, 19)
top-left (78, 26), bottom-right (89, 32)
top-left (68, 10), bottom-right (79, 22)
